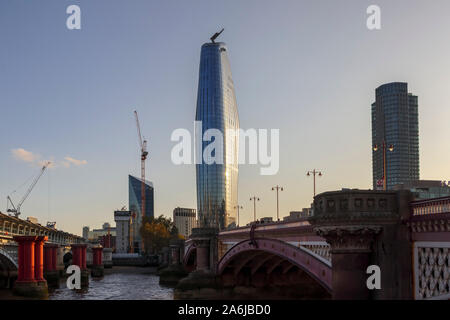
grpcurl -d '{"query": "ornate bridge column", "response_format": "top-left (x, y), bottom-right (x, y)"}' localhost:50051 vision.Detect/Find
top-left (13, 236), bottom-right (48, 298)
top-left (316, 226), bottom-right (380, 300)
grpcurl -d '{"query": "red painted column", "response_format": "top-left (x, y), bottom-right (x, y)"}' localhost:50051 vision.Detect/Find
top-left (44, 244), bottom-right (58, 272)
top-left (92, 247), bottom-right (103, 266)
top-left (34, 236), bottom-right (47, 282)
top-left (71, 244), bottom-right (87, 270)
top-left (13, 236), bottom-right (38, 282)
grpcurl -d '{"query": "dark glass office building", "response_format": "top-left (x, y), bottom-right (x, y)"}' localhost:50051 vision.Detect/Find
top-left (195, 41), bottom-right (239, 229)
top-left (128, 174), bottom-right (154, 251)
top-left (129, 174), bottom-right (154, 219)
top-left (371, 82), bottom-right (419, 190)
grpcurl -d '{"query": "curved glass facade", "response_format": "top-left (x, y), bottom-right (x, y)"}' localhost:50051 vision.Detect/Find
top-left (195, 42), bottom-right (239, 229)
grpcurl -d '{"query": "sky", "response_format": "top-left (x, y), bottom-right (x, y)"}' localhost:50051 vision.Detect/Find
top-left (1, 0), bottom-right (450, 235)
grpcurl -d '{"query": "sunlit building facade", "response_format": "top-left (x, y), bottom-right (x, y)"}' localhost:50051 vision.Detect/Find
top-left (195, 41), bottom-right (239, 229)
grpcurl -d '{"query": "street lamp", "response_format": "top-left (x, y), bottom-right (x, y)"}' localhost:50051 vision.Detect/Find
top-left (271, 185), bottom-right (284, 221)
top-left (249, 196), bottom-right (260, 222)
top-left (373, 141), bottom-right (394, 190)
top-left (233, 205), bottom-right (243, 227)
top-left (307, 169), bottom-right (323, 198)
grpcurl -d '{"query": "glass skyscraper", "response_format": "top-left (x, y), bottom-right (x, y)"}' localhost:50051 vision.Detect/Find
top-left (371, 82), bottom-right (419, 190)
top-left (195, 41), bottom-right (239, 230)
top-left (128, 174), bottom-right (154, 251)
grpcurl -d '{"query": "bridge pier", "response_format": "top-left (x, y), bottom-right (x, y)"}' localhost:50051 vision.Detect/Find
top-left (316, 226), bottom-right (380, 300)
top-left (71, 244), bottom-right (89, 288)
top-left (91, 246), bottom-right (104, 277)
top-left (43, 243), bottom-right (60, 288)
top-left (13, 236), bottom-right (48, 298)
top-left (176, 228), bottom-right (221, 298)
top-left (158, 240), bottom-right (187, 285)
top-left (311, 189), bottom-right (414, 300)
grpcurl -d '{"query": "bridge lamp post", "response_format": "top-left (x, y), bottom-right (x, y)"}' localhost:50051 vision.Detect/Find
top-left (233, 205), bottom-right (243, 227)
top-left (307, 169), bottom-right (323, 198)
top-left (271, 185), bottom-right (284, 221)
top-left (373, 141), bottom-right (394, 190)
top-left (249, 196), bottom-right (260, 222)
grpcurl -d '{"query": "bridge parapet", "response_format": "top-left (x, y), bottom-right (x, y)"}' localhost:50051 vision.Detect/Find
top-left (408, 197), bottom-right (450, 300)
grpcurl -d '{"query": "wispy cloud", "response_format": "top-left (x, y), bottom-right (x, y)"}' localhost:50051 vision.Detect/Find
top-left (64, 156), bottom-right (88, 167)
top-left (12, 148), bottom-right (38, 163)
top-left (11, 148), bottom-right (87, 169)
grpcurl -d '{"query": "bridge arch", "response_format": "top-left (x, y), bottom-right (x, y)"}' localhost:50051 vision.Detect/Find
top-left (0, 248), bottom-right (18, 271)
top-left (183, 245), bottom-right (196, 272)
top-left (218, 238), bottom-right (332, 295)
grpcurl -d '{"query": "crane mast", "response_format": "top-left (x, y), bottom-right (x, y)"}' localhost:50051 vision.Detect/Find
top-left (134, 110), bottom-right (148, 253)
top-left (7, 161), bottom-right (51, 218)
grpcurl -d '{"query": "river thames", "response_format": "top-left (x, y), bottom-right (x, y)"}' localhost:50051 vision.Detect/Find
top-left (49, 266), bottom-right (174, 300)
top-left (0, 267), bottom-right (174, 300)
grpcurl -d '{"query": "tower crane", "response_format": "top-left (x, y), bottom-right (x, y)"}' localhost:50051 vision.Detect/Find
top-left (7, 161), bottom-right (51, 218)
top-left (134, 110), bottom-right (148, 252)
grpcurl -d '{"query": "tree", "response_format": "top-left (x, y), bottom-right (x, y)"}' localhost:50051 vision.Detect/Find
top-left (139, 215), bottom-right (182, 254)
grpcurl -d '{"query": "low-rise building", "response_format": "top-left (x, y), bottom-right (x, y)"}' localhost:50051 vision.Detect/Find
top-left (283, 208), bottom-right (312, 221)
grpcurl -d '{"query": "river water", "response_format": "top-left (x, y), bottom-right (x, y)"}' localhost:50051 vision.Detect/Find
top-left (49, 266), bottom-right (174, 300)
top-left (0, 266), bottom-right (174, 300)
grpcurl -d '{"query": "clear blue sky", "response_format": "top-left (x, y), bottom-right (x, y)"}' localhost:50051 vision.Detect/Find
top-left (1, 0), bottom-right (450, 235)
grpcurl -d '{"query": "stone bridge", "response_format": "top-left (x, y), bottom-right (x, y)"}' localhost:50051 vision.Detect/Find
top-left (175, 190), bottom-right (450, 300)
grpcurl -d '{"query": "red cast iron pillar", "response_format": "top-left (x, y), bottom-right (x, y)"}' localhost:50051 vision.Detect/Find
top-left (14, 236), bottom-right (37, 282)
top-left (34, 236), bottom-right (47, 282)
top-left (13, 236), bottom-right (49, 298)
top-left (91, 246), bottom-right (104, 277)
top-left (92, 247), bottom-right (103, 266)
top-left (71, 244), bottom-right (87, 270)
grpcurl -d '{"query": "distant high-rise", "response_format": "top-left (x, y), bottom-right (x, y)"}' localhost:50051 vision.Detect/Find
top-left (195, 37), bottom-right (240, 229)
top-left (128, 174), bottom-right (154, 251)
top-left (114, 210), bottom-right (131, 254)
top-left (82, 226), bottom-right (89, 240)
top-left (371, 82), bottom-right (419, 190)
top-left (173, 207), bottom-right (197, 239)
